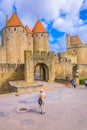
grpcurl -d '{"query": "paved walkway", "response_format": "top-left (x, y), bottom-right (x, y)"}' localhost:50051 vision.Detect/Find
top-left (0, 82), bottom-right (87, 130)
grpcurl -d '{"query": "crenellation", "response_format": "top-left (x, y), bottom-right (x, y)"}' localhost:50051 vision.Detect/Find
top-left (32, 51), bottom-right (55, 59)
top-left (34, 51), bottom-right (41, 57)
top-left (41, 51), bottom-right (47, 58)
top-left (48, 51), bottom-right (55, 58)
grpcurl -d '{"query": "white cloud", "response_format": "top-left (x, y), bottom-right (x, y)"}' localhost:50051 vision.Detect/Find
top-left (14, 0), bottom-right (60, 29)
top-left (0, 0), bottom-right (87, 52)
top-left (52, 0), bottom-right (84, 34)
top-left (53, 18), bottom-right (75, 33)
top-left (0, 0), bottom-right (85, 29)
top-left (75, 24), bottom-right (87, 44)
top-left (0, 0), bottom-right (14, 30)
top-left (50, 35), bottom-right (66, 53)
top-left (81, 0), bottom-right (87, 10)
top-left (14, 0), bottom-right (85, 35)
top-left (0, 0), bottom-right (14, 14)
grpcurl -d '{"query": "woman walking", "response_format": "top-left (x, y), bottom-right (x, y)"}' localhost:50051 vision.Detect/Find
top-left (38, 89), bottom-right (46, 114)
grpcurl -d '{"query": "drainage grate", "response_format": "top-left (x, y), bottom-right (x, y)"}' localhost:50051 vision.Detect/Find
top-left (16, 108), bottom-right (28, 113)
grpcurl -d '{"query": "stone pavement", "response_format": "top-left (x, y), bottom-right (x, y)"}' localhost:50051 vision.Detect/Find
top-left (0, 82), bottom-right (87, 130)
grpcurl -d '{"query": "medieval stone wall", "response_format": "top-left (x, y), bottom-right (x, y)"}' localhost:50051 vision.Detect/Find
top-left (77, 45), bottom-right (87, 64)
top-left (27, 33), bottom-right (33, 53)
top-left (78, 64), bottom-right (87, 79)
top-left (55, 55), bottom-right (73, 79)
top-left (24, 50), bottom-right (55, 82)
top-left (33, 33), bottom-right (49, 52)
top-left (66, 34), bottom-right (71, 49)
top-left (0, 46), bottom-right (6, 63)
top-left (58, 52), bottom-right (77, 64)
top-left (0, 63), bottom-right (24, 86)
top-left (2, 27), bottom-right (28, 64)
top-left (1, 17), bottom-right (87, 90)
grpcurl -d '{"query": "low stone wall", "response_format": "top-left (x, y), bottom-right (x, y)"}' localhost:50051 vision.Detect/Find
top-left (0, 64), bottom-right (24, 94)
top-left (55, 78), bottom-right (67, 83)
top-left (9, 81), bottom-right (43, 95)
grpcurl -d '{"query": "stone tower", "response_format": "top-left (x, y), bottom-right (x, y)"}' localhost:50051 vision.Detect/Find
top-left (25, 25), bottom-right (33, 53)
top-left (66, 34), bottom-right (71, 51)
top-left (32, 20), bottom-right (49, 52)
top-left (2, 13), bottom-right (30, 64)
top-left (66, 34), bottom-right (82, 53)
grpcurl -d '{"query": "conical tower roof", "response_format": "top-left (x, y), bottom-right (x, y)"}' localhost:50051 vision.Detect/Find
top-left (25, 25), bottom-right (32, 33)
top-left (32, 20), bottom-right (46, 33)
top-left (6, 13), bottom-right (23, 27)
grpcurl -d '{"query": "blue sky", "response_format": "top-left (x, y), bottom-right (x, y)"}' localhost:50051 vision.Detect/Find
top-left (0, 0), bottom-right (87, 53)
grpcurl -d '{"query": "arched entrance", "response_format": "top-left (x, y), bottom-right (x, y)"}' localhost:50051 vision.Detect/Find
top-left (34, 63), bottom-right (49, 81)
top-left (24, 50), bottom-right (55, 83)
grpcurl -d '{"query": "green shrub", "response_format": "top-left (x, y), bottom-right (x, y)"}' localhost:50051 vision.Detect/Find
top-left (79, 79), bottom-right (87, 85)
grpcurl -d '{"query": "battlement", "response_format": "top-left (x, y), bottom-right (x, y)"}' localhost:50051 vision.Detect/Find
top-left (67, 43), bottom-right (87, 48)
top-left (59, 57), bottom-right (71, 63)
top-left (25, 50), bottom-right (55, 60)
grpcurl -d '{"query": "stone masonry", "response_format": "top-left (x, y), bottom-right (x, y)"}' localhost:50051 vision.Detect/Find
top-left (0, 13), bottom-right (87, 90)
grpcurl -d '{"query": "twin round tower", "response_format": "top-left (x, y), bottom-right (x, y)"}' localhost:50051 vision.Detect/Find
top-left (1, 13), bottom-right (49, 64)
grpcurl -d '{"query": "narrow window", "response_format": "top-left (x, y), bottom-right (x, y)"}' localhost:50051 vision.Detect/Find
top-left (14, 28), bottom-right (16, 31)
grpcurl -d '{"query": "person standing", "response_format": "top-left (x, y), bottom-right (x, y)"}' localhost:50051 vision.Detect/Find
top-left (73, 80), bottom-right (76, 88)
top-left (38, 89), bottom-right (46, 114)
top-left (84, 80), bottom-right (87, 88)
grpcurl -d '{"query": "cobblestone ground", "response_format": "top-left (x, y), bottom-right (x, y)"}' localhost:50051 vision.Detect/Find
top-left (0, 82), bottom-right (87, 130)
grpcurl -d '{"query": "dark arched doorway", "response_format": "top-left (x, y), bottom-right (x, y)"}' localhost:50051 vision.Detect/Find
top-left (34, 63), bottom-right (49, 81)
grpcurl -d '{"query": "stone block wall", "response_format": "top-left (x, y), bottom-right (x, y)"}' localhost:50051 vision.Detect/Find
top-left (55, 53), bottom-right (73, 79)
top-left (0, 46), bottom-right (6, 63)
top-left (24, 50), bottom-right (55, 82)
top-left (77, 46), bottom-right (87, 64)
top-left (2, 26), bottom-right (31, 64)
top-left (78, 64), bottom-right (87, 79)
top-left (27, 33), bottom-right (33, 53)
top-left (66, 34), bottom-right (71, 49)
top-left (0, 64), bottom-right (24, 87)
top-left (33, 33), bottom-right (49, 52)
